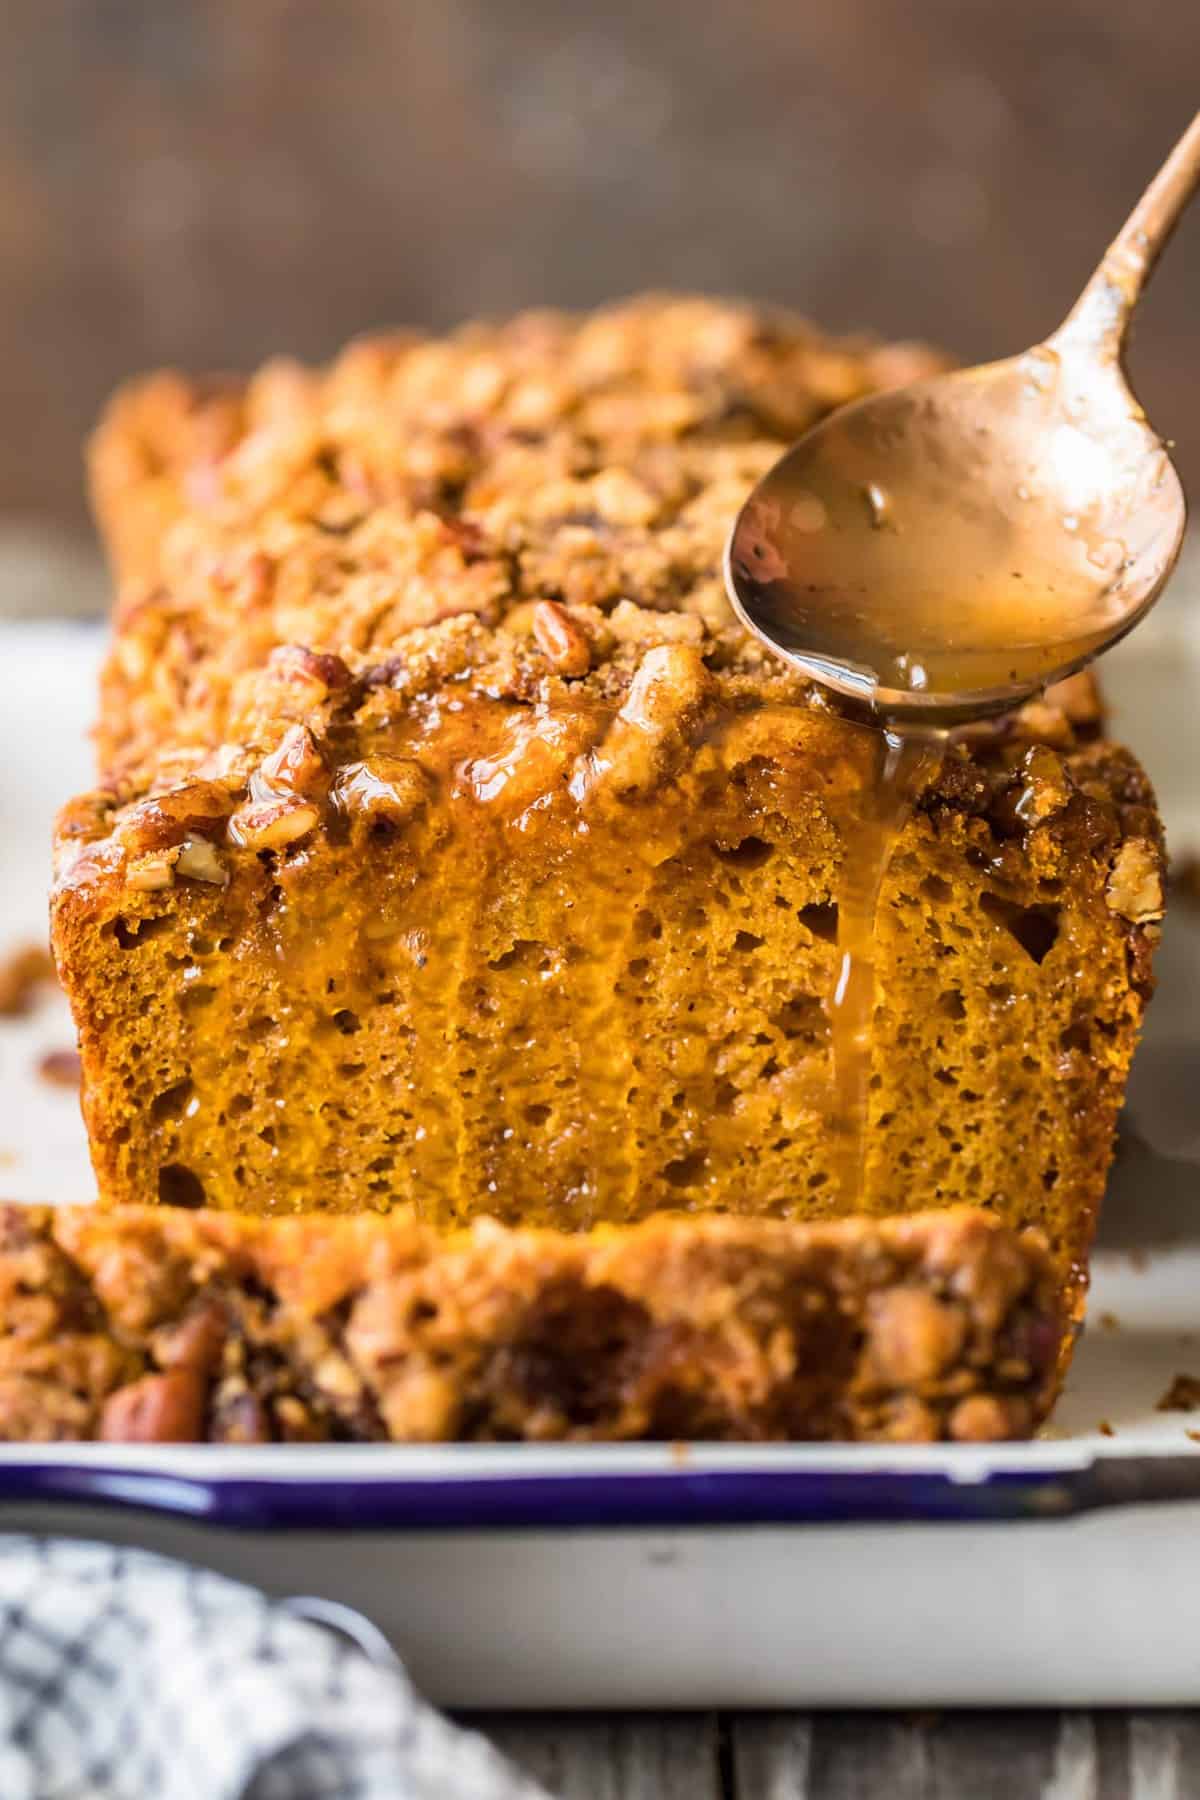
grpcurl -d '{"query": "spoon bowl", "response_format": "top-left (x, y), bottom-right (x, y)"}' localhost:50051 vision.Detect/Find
top-left (727, 112), bottom-right (1200, 724)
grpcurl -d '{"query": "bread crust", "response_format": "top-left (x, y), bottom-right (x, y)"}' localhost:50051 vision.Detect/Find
top-left (0, 1203), bottom-right (1062, 1444)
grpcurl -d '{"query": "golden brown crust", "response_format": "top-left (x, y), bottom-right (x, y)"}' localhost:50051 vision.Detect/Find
top-left (0, 1203), bottom-right (1062, 1443)
top-left (87, 296), bottom-right (954, 791)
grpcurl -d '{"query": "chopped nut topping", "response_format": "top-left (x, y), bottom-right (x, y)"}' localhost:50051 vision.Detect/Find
top-left (268, 643), bottom-right (352, 699)
top-left (228, 796), bottom-right (320, 850)
top-left (591, 642), bottom-right (717, 795)
top-left (865, 1287), bottom-right (967, 1385)
top-left (376, 1367), bottom-right (462, 1441)
top-left (532, 600), bottom-right (592, 677)
top-left (175, 837), bottom-right (228, 885)
top-left (312, 1350), bottom-right (363, 1401)
top-left (1010, 698), bottom-right (1074, 750)
top-left (151, 1302), bottom-right (227, 1375)
top-left (99, 1370), bottom-right (207, 1443)
top-left (0, 1202), bottom-right (1064, 1445)
top-left (620, 643), bottom-right (714, 735)
top-left (273, 1394), bottom-right (322, 1441)
top-left (1014, 745), bottom-right (1072, 825)
top-left (254, 723), bottom-right (326, 796)
top-left (55, 790), bottom-right (116, 845)
top-left (153, 781), bottom-right (233, 826)
top-left (117, 782), bottom-right (232, 854)
top-left (588, 467), bottom-right (661, 527)
top-left (217, 545), bottom-right (275, 603)
top-left (117, 803), bottom-right (181, 857)
top-left (125, 847), bottom-right (179, 890)
top-left (331, 757), bottom-right (429, 826)
top-left (949, 1393), bottom-right (1026, 1442)
top-left (1106, 838), bottom-right (1165, 923)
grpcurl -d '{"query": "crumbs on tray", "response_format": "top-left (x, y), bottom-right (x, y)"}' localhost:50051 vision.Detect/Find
top-left (1155, 1374), bottom-right (1200, 1413)
top-left (37, 1049), bottom-right (81, 1088)
top-left (1169, 852), bottom-right (1200, 909)
top-left (0, 943), bottom-right (56, 1017)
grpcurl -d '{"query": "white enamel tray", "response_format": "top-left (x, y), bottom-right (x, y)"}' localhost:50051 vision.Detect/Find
top-left (2, 597), bottom-right (1200, 1709)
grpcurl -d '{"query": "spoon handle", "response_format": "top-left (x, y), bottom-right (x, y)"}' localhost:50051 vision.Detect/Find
top-left (1054, 108), bottom-right (1200, 357)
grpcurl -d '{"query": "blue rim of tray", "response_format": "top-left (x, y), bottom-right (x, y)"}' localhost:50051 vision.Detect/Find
top-left (0, 1449), bottom-right (1194, 1530)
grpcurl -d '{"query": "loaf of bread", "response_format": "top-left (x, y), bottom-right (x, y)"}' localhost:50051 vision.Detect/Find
top-left (53, 297), bottom-right (1164, 1350)
top-left (0, 1204), bottom-right (1061, 1443)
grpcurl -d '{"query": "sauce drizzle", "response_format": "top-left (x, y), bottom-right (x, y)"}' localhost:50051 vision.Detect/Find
top-left (828, 725), bottom-right (946, 1207)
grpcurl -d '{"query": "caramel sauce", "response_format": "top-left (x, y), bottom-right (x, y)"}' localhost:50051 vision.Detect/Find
top-left (826, 726), bottom-right (944, 1208)
top-left (727, 343), bottom-right (1181, 721)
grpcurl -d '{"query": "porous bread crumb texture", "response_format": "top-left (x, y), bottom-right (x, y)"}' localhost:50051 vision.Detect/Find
top-left (53, 296), bottom-right (1164, 1341)
top-left (0, 1204), bottom-right (1061, 1444)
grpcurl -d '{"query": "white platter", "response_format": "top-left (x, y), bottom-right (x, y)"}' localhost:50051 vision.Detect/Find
top-left (2, 602), bottom-right (1200, 1708)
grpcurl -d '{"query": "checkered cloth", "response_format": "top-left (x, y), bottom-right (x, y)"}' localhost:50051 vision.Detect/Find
top-left (0, 1536), bottom-right (551, 1799)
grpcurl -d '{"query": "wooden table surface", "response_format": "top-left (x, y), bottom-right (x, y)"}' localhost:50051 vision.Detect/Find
top-left (476, 1711), bottom-right (1200, 1797)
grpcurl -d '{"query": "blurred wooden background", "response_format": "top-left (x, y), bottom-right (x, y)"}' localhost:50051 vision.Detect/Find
top-left (4, 0), bottom-right (1200, 537)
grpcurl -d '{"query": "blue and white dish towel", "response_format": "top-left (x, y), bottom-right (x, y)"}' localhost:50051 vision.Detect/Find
top-left (0, 1537), bottom-right (550, 1799)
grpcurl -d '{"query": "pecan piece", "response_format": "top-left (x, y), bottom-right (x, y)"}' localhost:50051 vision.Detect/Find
top-left (532, 600), bottom-right (592, 677)
top-left (99, 1369), bottom-right (207, 1443)
top-left (124, 847), bottom-right (179, 891)
top-left (154, 782), bottom-right (233, 827)
top-left (228, 797), bottom-right (320, 851)
top-left (865, 1287), bottom-right (967, 1385)
top-left (152, 1301), bottom-right (227, 1376)
top-left (117, 781), bottom-right (232, 855)
top-left (950, 1393), bottom-right (1031, 1441)
top-left (311, 1350), bottom-right (363, 1402)
top-left (255, 723), bottom-right (326, 796)
top-left (55, 789), bottom-right (116, 846)
top-left (588, 643), bottom-right (715, 795)
top-left (331, 757), bottom-right (430, 828)
top-left (1107, 838), bottom-right (1165, 923)
top-left (175, 837), bottom-right (228, 885)
top-left (620, 643), bottom-right (714, 736)
top-left (267, 643), bottom-right (353, 704)
top-left (218, 548), bottom-right (275, 607)
top-left (1013, 745), bottom-right (1072, 826)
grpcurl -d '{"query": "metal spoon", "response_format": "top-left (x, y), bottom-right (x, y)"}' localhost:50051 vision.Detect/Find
top-left (725, 111), bottom-right (1200, 724)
